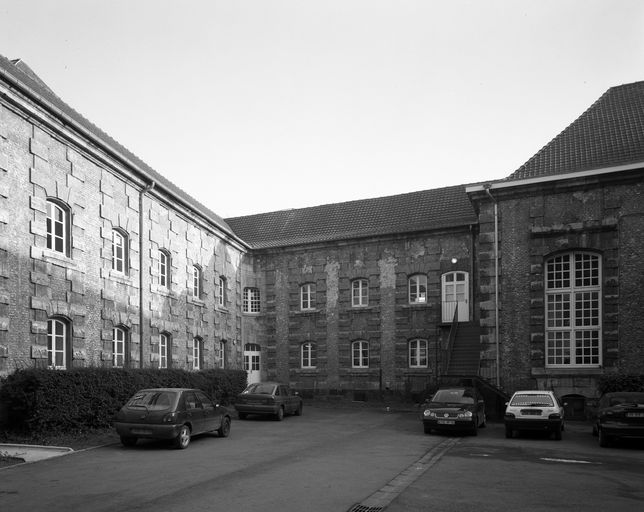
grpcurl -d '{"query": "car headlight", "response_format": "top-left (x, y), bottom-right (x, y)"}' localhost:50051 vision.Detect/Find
top-left (457, 411), bottom-right (473, 418)
top-left (423, 410), bottom-right (436, 418)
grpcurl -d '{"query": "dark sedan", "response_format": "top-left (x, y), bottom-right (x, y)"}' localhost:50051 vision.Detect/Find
top-left (421, 387), bottom-right (486, 435)
top-left (113, 388), bottom-right (232, 449)
top-left (594, 391), bottom-right (644, 447)
top-left (234, 381), bottom-right (303, 420)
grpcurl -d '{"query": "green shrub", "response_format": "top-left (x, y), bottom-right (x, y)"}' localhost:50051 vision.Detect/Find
top-left (597, 373), bottom-right (644, 394)
top-left (0, 368), bottom-right (247, 436)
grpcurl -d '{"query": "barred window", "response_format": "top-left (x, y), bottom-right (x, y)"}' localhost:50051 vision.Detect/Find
top-left (545, 252), bottom-right (601, 367)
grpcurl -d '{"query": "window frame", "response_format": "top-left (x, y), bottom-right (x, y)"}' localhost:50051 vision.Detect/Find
top-left (159, 333), bottom-right (170, 369)
top-left (301, 342), bottom-right (317, 369)
top-left (111, 229), bottom-right (128, 275)
top-left (192, 337), bottom-right (202, 370)
top-left (47, 317), bottom-right (69, 369)
top-left (409, 338), bottom-right (428, 368)
top-left (545, 251), bottom-right (602, 368)
top-left (408, 274), bottom-right (428, 304)
top-left (46, 199), bottom-right (70, 256)
top-left (113, 326), bottom-right (127, 368)
top-left (215, 339), bottom-right (226, 368)
top-left (158, 250), bottom-right (171, 289)
top-left (192, 265), bottom-right (202, 299)
top-left (351, 278), bottom-right (369, 307)
top-left (243, 287), bottom-right (261, 313)
top-left (217, 276), bottom-right (226, 307)
top-left (300, 283), bottom-right (315, 311)
top-left (351, 340), bottom-right (369, 369)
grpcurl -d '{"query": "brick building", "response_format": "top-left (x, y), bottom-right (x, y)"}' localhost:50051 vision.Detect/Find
top-left (1, 55), bottom-right (643, 416)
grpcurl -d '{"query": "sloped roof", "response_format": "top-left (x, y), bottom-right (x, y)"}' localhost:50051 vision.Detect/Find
top-left (0, 55), bottom-right (236, 239)
top-left (225, 185), bottom-right (477, 249)
top-left (507, 81), bottom-right (644, 181)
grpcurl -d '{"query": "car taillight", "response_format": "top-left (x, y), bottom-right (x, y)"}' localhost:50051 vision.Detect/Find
top-left (162, 412), bottom-right (178, 423)
top-left (548, 413), bottom-right (562, 419)
top-left (504, 413), bottom-right (516, 419)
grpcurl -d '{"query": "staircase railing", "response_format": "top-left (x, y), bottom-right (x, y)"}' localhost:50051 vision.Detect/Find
top-left (440, 304), bottom-right (459, 379)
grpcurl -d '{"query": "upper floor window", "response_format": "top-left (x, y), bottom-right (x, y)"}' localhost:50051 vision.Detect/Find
top-left (217, 276), bottom-right (226, 307)
top-left (301, 342), bottom-right (317, 368)
top-left (159, 333), bottom-right (170, 368)
top-left (409, 339), bottom-right (428, 368)
top-left (113, 326), bottom-right (128, 367)
top-left (158, 250), bottom-right (171, 289)
top-left (352, 279), bottom-right (369, 307)
top-left (193, 337), bottom-right (202, 370)
top-left (301, 283), bottom-right (315, 310)
top-left (545, 251), bottom-right (601, 367)
top-left (243, 287), bottom-right (261, 313)
top-left (192, 265), bottom-right (202, 298)
top-left (409, 274), bottom-right (428, 304)
top-left (352, 340), bottom-right (369, 368)
top-left (48, 317), bottom-right (70, 369)
top-left (46, 199), bottom-right (70, 256)
top-left (112, 230), bottom-right (128, 274)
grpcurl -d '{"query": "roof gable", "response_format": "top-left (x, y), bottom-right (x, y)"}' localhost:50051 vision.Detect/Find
top-left (507, 81), bottom-right (644, 181)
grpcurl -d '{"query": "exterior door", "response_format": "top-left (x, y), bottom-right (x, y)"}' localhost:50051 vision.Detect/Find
top-left (442, 271), bottom-right (469, 322)
top-left (244, 343), bottom-right (261, 384)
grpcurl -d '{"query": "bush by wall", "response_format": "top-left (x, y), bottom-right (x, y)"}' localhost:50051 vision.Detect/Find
top-left (0, 367), bottom-right (247, 435)
top-left (597, 373), bottom-right (644, 394)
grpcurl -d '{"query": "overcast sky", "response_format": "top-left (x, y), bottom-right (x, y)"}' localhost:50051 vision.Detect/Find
top-left (1, 0), bottom-right (643, 218)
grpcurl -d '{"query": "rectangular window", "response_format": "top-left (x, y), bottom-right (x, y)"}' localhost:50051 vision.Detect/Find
top-left (301, 284), bottom-right (314, 310)
top-left (113, 327), bottom-right (126, 367)
top-left (159, 251), bottom-right (170, 288)
top-left (409, 339), bottom-right (428, 368)
top-left (218, 277), bottom-right (226, 307)
top-left (243, 287), bottom-right (261, 313)
top-left (159, 334), bottom-right (169, 369)
top-left (215, 340), bottom-right (226, 368)
top-left (352, 279), bottom-right (368, 307)
top-left (301, 342), bottom-right (317, 368)
top-left (46, 201), bottom-right (68, 255)
top-left (193, 338), bottom-right (201, 370)
top-left (409, 274), bottom-right (427, 304)
top-left (545, 252), bottom-right (601, 367)
top-left (352, 341), bottom-right (369, 368)
top-left (192, 266), bottom-right (201, 298)
top-left (47, 319), bottom-right (67, 369)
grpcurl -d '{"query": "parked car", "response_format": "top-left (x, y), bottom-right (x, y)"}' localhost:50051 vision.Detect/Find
top-left (593, 391), bottom-right (644, 447)
top-left (234, 381), bottom-right (303, 420)
top-left (113, 388), bottom-right (232, 449)
top-left (504, 390), bottom-right (564, 440)
top-left (421, 387), bottom-right (486, 435)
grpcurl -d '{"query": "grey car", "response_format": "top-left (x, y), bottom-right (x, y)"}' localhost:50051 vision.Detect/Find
top-left (234, 382), bottom-right (303, 421)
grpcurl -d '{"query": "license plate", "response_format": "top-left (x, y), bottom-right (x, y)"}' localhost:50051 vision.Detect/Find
top-left (437, 420), bottom-right (455, 425)
top-left (626, 412), bottom-right (644, 418)
top-left (131, 428), bottom-right (152, 435)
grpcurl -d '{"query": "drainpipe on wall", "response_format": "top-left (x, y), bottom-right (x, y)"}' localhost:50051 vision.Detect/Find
top-left (484, 184), bottom-right (500, 388)
top-left (139, 181), bottom-right (156, 368)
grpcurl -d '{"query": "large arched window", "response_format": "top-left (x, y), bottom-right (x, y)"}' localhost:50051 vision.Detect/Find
top-left (113, 326), bottom-right (128, 367)
top-left (545, 251), bottom-right (601, 367)
top-left (409, 339), bottom-right (428, 368)
top-left (46, 199), bottom-right (71, 256)
top-left (352, 340), bottom-right (369, 368)
top-left (301, 342), bottom-right (317, 368)
top-left (48, 317), bottom-right (70, 369)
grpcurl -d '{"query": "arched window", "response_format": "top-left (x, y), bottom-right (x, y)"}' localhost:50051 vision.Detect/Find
top-left (192, 265), bottom-right (202, 298)
top-left (215, 339), bottom-right (226, 368)
top-left (300, 283), bottom-right (315, 310)
top-left (46, 199), bottom-right (70, 256)
top-left (158, 250), bottom-right (171, 289)
top-left (112, 229), bottom-right (129, 274)
top-left (409, 339), bottom-right (428, 368)
top-left (193, 337), bottom-right (202, 370)
top-left (217, 276), bottom-right (227, 307)
top-left (301, 342), bottom-right (317, 368)
top-left (545, 251), bottom-right (602, 367)
top-left (159, 333), bottom-right (171, 368)
top-left (48, 317), bottom-right (70, 369)
top-left (352, 340), bottom-right (369, 368)
top-left (243, 287), bottom-right (261, 313)
top-left (409, 274), bottom-right (427, 304)
top-left (352, 278), bottom-right (369, 307)
top-left (113, 326), bottom-right (128, 367)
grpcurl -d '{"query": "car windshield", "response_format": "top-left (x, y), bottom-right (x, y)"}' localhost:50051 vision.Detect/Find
top-left (609, 393), bottom-right (644, 406)
top-left (431, 389), bottom-right (475, 405)
top-left (243, 383), bottom-right (277, 395)
top-left (510, 394), bottom-right (554, 407)
top-left (126, 390), bottom-right (176, 410)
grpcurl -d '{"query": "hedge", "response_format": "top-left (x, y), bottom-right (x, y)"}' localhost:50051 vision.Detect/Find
top-left (597, 374), bottom-right (644, 394)
top-left (0, 367), bottom-right (247, 435)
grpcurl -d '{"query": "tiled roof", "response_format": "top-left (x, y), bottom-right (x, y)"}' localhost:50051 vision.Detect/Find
top-left (225, 185), bottom-right (477, 249)
top-left (0, 55), bottom-right (235, 238)
top-left (507, 81), bottom-right (644, 181)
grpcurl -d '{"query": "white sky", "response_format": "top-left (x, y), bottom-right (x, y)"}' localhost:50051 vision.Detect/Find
top-left (1, 0), bottom-right (643, 218)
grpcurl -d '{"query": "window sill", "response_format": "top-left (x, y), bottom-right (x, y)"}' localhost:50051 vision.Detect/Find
top-left (294, 309), bottom-right (321, 315)
top-left (187, 296), bottom-right (206, 307)
top-left (108, 271), bottom-right (134, 285)
top-left (152, 284), bottom-right (175, 298)
top-left (40, 248), bottom-right (78, 269)
top-left (533, 367), bottom-right (603, 376)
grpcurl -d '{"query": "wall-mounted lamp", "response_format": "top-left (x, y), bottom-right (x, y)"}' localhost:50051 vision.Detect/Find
top-left (451, 257), bottom-right (458, 264)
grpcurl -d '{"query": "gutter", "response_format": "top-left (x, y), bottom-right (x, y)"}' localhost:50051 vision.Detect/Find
top-left (483, 184), bottom-right (501, 388)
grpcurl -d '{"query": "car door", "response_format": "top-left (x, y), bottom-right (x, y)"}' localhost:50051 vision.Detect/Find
top-left (281, 385), bottom-right (297, 414)
top-left (183, 391), bottom-right (206, 434)
top-left (196, 390), bottom-right (221, 432)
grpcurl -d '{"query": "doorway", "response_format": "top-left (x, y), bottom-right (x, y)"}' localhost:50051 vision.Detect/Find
top-left (441, 271), bottom-right (469, 322)
top-left (244, 343), bottom-right (261, 384)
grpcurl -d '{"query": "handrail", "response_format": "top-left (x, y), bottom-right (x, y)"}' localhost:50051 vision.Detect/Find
top-left (441, 303), bottom-right (459, 378)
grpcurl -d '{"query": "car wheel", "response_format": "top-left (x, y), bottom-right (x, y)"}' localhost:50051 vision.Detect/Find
top-left (238, 412), bottom-right (247, 420)
top-left (423, 424), bottom-right (432, 434)
top-left (275, 406), bottom-right (284, 421)
top-left (554, 425), bottom-right (562, 441)
top-left (505, 427), bottom-right (513, 439)
top-left (217, 417), bottom-right (231, 438)
top-left (294, 402), bottom-right (303, 416)
top-left (120, 436), bottom-right (137, 447)
top-left (598, 428), bottom-right (611, 448)
top-left (174, 425), bottom-right (191, 449)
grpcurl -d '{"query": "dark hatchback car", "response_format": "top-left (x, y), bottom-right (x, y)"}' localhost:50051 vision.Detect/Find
top-left (113, 388), bottom-right (232, 449)
top-left (421, 387), bottom-right (486, 435)
top-left (593, 391), bottom-right (644, 447)
top-left (234, 381), bottom-right (303, 420)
